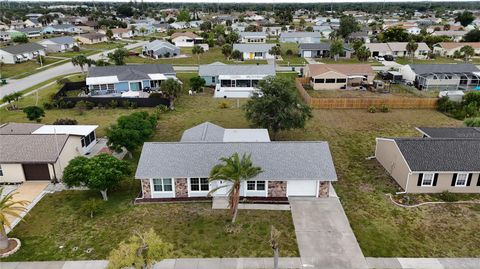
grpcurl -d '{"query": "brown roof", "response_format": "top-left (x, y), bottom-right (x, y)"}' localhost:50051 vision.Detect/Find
top-left (0, 123), bottom-right (43, 135)
top-left (437, 42), bottom-right (480, 50)
top-left (170, 32), bottom-right (198, 39)
top-left (111, 28), bottom-right (130, 34)
top-left (307, 64), bottom-right (374, 77)
top-left (77, 32), bottom-right (106, 40)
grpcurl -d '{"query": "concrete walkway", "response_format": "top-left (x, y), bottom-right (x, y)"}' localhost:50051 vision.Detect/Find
top-left (366, 257), bottom-right (480, 269)
top-left (211, 197), bottom-right (291, 210)
top-left (289, 197), bottom-right (368, 269)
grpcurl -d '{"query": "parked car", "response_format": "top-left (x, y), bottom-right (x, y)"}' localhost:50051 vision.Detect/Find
top-left (383, 55), bottom-right (394, 61)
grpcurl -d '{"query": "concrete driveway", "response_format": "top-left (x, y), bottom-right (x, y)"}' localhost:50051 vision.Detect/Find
top-left (289, 197), bottom-right (368, 269)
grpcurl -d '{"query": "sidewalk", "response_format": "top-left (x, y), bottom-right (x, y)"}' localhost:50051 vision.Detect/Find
top-left (366, 257), bottom-right (480, 269)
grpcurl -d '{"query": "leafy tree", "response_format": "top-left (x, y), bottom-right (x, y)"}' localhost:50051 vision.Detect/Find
top-left (0, 187), bottom-right (28, 250)
top-left (338, 15), bottom-right (360, 38)
top-left (379, 27), bottom-right (410, 42)
top-left (23, 106), bottom-right (45, 122)
top-left (222, 44), bottom-right (233, 59)
top-left (244, 76), bottom-right (312, 139)
top-left (191, 45), bottom-right (204, 65)
top-left (189, 76), bottom-right (206, 92)
top-left (231, 49), bottom-right (242, 61)
top-left (106, 29), bottom-right (113, 40)
top-left (200, 21), bottom-right (212, 31)
top-left (130, 25), bottom-right (137, 35)
top-left (352, 39), bottom-right (364, 52)
top-left (305, 26), bottom-right (313, 32)
top-left (107, 229), bottom-right (173, 269)
top-left (106, 111), bottom-right (157, 158)
top-left (245, 25), bottom-right (259, 32)
top-left (12, 35), bottom-right (28, 43)
top-left (139, 27), bottom-right (147, 36)
top-left (225, 31), bottom-right (239, 44)
top-left (329, 39), bottom-right (344, 61)
top-left (463, 29), bottom-right (480, 42)
top-left (177, 9), bottom-right (191, 22)
top-left (299, 18), bottom-right (306, 29)
top-left (455, 11), bottom-right (475, 27)
top-left (356, 45), bottom-right (370, 61)
top-left (406, 40), bottom-right (418, 62)
top-left (209, 153), bottom-right (263, 223)
top-left (460, 45), bottom-right (475, 62)
top-left (2, 92), bottom-right (22, 110)
top-left (108, 48), bottom-right (129, 65)
top-left (268, 45), bottom-right (281, 58)
top-left (95, 59), bottom-right (110, 66)
top-left (464, 117), bottom-right (480, 127)
top-left (117, 4), bottom-right (134, 17)
top-left (71, 55), bottom-right (95, 74)
top-left (62, 154), bottom-right (131, 201)
top-left (160, 78), bottom-right (183, 109)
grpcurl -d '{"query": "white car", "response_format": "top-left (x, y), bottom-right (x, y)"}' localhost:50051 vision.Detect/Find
top-left (375, 56), bottom-right (385, 61)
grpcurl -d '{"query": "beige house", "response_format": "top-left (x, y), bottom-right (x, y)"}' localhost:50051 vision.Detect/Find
top-left (0, 123), bottom-right (98, 183)
top-left (75, 33), bottom-right (108, 44)
top-left (375, 127), bottom-right (480, 194)
top-left (433, 42), bottom-right (480, 57)
top-left (305, 64), bottom-right (374, 90)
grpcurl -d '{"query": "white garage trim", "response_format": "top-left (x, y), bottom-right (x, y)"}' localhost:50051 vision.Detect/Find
top-left (287, 180), bottom-right (317, 197)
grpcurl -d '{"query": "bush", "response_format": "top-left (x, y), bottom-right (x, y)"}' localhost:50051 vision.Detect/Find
top-left (109, 100), bottom-right (119, 108)
top-left (149, 92), bottom-right (163, 98)
top-left (218, 102), bottom-right (229, 109)
top-left (380, 104), bottom-right (390, 113)
top-left (72, 45), bottom-right (80, 52)
top-left (367, 106), bottom-right (377, 113)
top-left (303, 84), bottom-right (314, 91)
top-left (76, 100), bottom-right (95, 110)
top-left (154, 104), bottom-right (169, 119)
top-left (464, 117), bottom-right (480, 127)
top-left (437, 191), bottom-right (459, 202)
top-left (53, 118), bottom-right (78, 125)
top-left (23, 106), bottom-right (45, 122)
top-left (437, 92), bottom-right (480, 120)
top-left (164, 52), bottom-right (170, 58)
top-left (80, 198), bottom-right (103, 218)
top-left (43, 102), bottom-right (53, 110)
top-left (286, 49), bottom-right (293, 56)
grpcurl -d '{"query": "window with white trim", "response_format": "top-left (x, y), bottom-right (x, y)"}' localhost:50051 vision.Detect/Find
top-left (190, 178), bottom-right (209, 191)
top-left (455, 173), bottom-right (468, 186)
top-left (153, 178), bottom-right (173, 192)
top-left (421, 173), bottom-right (434, 186)
top-left (0, 165), bottom-right (3, 176)
top-left (247, 180), bottom-right (266, 191)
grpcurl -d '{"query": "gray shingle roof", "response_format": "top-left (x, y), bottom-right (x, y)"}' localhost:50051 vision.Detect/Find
top-left (280, 32), bottom-right (321, 38)
top-left (180, 122), bottom-right (225, 142)
top-left (0, 134), bottom-right (68, 163)
top-left (88, 64), bottom-right (175, 80)
top-left (135, 141), bottom-right (338, 181)
top-left (17, 27), bottom-right (42, 33)
top-left (233, 43), bottom-right (276, 53)
top-left (239, 32), bottom-right (267, 37)
top-left (394, 138), bottom-right (480, 172)
top-left (409, 64), bottom-right (480, 75)
top-left (0, 123), bottom-right (43, 135)
top-left (417, 127), bottom-right (480, 139)
top-left (199, 63), bottom-right (275, 77)
top-left (298, 43), bottom-right (351, 51)
top-left (43, 36), bottom-right (76, 45)
top-left (144, 40), bottom-right (178, 52)
top-left (0, 43), bottom-right (45, 55)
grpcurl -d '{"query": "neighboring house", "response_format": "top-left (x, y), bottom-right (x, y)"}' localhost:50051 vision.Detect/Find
top-left (375, 127), bottom-right (480, 194)
top-left (129, 23), bottom-right (156, 36)
top-left (142, 40), bottom-right (180, 58)
top-left (400, 64), bottom-right (480, 91)
top-left (239, 32), bottom-right (267, 43)
top-left (0, 43), bottom-right (46, 64)
top-left (24, 18), bottom-right (42, 28)
top-left (432, 30), bottom-right (468, 42)
top-left (38, 36), bottom-right (78, 53)
top-left (0, 123), bottom-right (98, 183)
top-left (170, 32), bottom-right (203, 47)
top-left (42, 24), bottom-right (81, 34)
top-left (170, 22), bottom-right (190, 30)
top-left (153, 23), bottom-right (170, 33)
top-left (86, 64), bottom-right (177, 96)
top-left (75, 33), bottom-right (108, 44)
top-left (76, 21), bottom-right (99, 33)
top-left (135, 122), bottom-right (337, 202)
top-left (365, 43), bottom-right (392, 57)
top-left (312, 25), bottom-right (333, 37)
top-left (0, 31), bottom-right (10, 41)
top-left (233, 43), bottom-right (276, 60)
top-left (386, 42), bottom-right (430, 58)
top-left (280, 32), bottom-right (321, 43)
top-left (99, 28), bottom-right (133, 39)
top-left (16, 27), bottom-right (43, 38)
top-left (298, 43), bottom-right (352, 58)
top-left (305, 64), bottom-right (374, 90)
top-left (433, 42), bottom-right (480, 57)
top-left (347, 31), bottom-right (370, 44)
top-left (262, 26), bottom-right (283, 37)
top-left (198, 62), bottom-right (275, 98)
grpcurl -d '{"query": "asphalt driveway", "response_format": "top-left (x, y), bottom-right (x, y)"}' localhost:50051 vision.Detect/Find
top-left (289, 197), bottom-right (368, 269)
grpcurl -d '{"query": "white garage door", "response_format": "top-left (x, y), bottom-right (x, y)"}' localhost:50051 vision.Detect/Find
top-left (303, 50), bottom-right (312, 58)
top-left (287, 180), bottom-right (317, 197)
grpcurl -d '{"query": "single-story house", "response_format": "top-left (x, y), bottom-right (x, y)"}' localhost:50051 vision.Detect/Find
top-left (305, 64), bottom-right (374, 90)
top-left (153, 23), bottom-right (170, 33)
top-left (86, 64), bottom-right (176, 96)
top-left (0, 123), bottom-right (98, 183)
top-left (75, 33), bottom-right (108, 44)
top-left (298, 43), bottom-right (352, 58)
top-left (135, 122), bottom-right (337, 202)
top-left (99, 28), bottom-right (133, 39)
top-left (38, 36), bottom-right (78, 53)
top-left (239, 32), bottom-right (267, 43)
top-left (431, 30), bottom-right (468, 42)
top-left (142, 40), bottom-right (180, 58)
top-left (279, 32), bottom-right (321, 43)
top-left (0, 43), bottom-right (46, 64)
top-left (42, 24), bottom-right (81, 34)
top-left (16, 27), bottom-right (43, 38)
top-left (199, 62), bottom-right (275, 98)
top-left (0, 31), bottom-right (10, 41)
top-left (233, 43), bottom-right (276, 60)
top-left (347, 31), bottom-right (370, 44)
top-left (386, 42), bottom-right (430, 58)
top-left (169, 22), bottom-right (190, 30)
top-left (375, 127), bottom-right (480, 194)
top-left (262, 26), bottom-right (283, 37)
top-left (433, 42), bottom-right (480, 57)
top-left (170, 32), bottom-right (203, 47)
top-left (312, 25), bottom-right (333, 37)
top-left (365, 43), bottom-right (392, 57)
top-left (400, 64), bottom-right (480, 91)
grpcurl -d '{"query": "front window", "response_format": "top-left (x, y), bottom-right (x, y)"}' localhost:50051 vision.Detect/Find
top-left (190, 178), bottom-right (209, 191)
top-left (336, 78), bottom-right (347, 83)
top-left (254, 52), bottom-right (263, 57)
top-left (236, 80), bottom-right (251, 88)
top-left (247, 180), bottom-right (266, 191)
top-left (314, 78), bottom-right (325, 83)
top-left (325, 79), bottom-right (336, 83)
top-left (0, 165), bottom-right (3, 176)
top-left (421, 173), bottom-right (434, 186)
top-left (455, 173), bottom-right (468, 186)
top-left (153, 178), bottom-right (173, 192)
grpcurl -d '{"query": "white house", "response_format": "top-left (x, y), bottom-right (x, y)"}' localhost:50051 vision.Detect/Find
top-left (0, 43), bottom-right (46, 64)
top-left (233, 43), bottom-right (276, 60)
top-left (38, 36), bottom-right (78, 53)
top-left (170, 32), bottom-right (203, 47)
top-left (239, 32), bottom-right (267, 43)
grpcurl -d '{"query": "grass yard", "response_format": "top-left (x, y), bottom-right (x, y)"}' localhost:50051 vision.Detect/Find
top-left (1, 58), bottom-right (66, 79)
top-left (307, 84), bottom-right (438, 99)
top-left (395, 57), bottom-right (463, 65)
top-left (276, 42), bottom-right (307, 66)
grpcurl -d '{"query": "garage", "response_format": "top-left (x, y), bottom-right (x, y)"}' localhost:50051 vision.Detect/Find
top-left (287, 180), bottom-right (317, 197)
top-left (22, 164), bottom-right (51, 181)
top-left (303, 50), bottom-right (312, 58)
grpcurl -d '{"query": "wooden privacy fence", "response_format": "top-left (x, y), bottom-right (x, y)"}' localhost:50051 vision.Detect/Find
top-left (295, 78), bottom-right (438, 109)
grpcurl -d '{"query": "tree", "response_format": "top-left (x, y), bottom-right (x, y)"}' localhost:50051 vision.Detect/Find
top-left (12, 35), bottom-right (28, 43)
top-left (270, 226), bottom-right (281, 269)
top-left (0, 187), bottom-right (28, 250)
top-left (455, 11), bottom-right (475, 27)
top-left (209, 153), bottom-right (263, 223)
top-left (406, 40), bottom-right (418, 62)
top-left (107, 229), bottom-right (173, 269)
top-left (231, 49), bottom-right (242, 61)
top-left (71, 55), bottom-right (95, 74)
top-left (106, 111), bottom-right (157, 158)
top-left (305, 26), bottom-right (313, 32)
top-left (177, 9), bottom-right (190, 22)
top-left (106, 29), bottom-right (113, 40)
top-left (329, 39), bottom-right (344, 61)
top-left (130, 25), bottom-right (137, 35)
top-left (160, 78), bottom-right (183, 109)
top-left (214, 24), bottom-right (226, 37)
top-left (463, 29), bottom-right (480, 42)
top-left (189, 76), bottom-right (205, 92)
top-left (2, 92), bottom-right (22, 110)
top-left (63, 154), bottom-right (131, 201)
top-left (460, 45), bottom-right (475, 62)
top-left (191, 45), bottom-right (204, 65)
top-left (108, 48), bottom-right (129, 65)
top-left (268, 45), bottom-right (281, 58)
top-left (200, 21), bottom-right (212, 31)
top-left (338, 15), bottom-right (360, 39)
top-left (299, 18), bottom-right (306, 29)
top-left (23, 106), bottom-right (45, 122)
top-left (355, 45), bottom-right (371, 61)
top-left (139, 27), bottom-right (147, 36)
top-left (379, 27), bottom-right (410, 42)
top-left (222, 44), bottom-right (233, 59)
top-left (225, 31), bottom-right (239, 44)
top-left (244, 76), bottom-right (312, 139)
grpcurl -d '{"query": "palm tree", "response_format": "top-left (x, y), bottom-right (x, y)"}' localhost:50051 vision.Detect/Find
top-left (209, 153), bottom-right (263, 223)
top-left (71, 55), bottom-right (95, 74)
top-left (191, 45), bottom-right (204, 65)
top-left (460, 45), bottom-right (475, 62)
top-left (406, 40), bottom-right (418, 63)
top-left (0, 187), bottom-right (29, 250)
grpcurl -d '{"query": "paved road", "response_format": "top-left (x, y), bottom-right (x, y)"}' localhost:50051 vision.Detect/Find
top-left (366, 258), bottom-right (480, 269)
top-left (289, 197), bottom-right (368, 269)
top-left (0, 41), bottom-right (147, 99)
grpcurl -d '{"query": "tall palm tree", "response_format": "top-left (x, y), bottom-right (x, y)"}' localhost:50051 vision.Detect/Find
top-left (0, 187), bottom-right (29, 250)
top-left (406, 40), bottom-right (418, 63)
top-left (191, 45), bottom-right (204, 65)
top-left (71, 55), bottom-right (95, 74)
top-left (209, 153), bottom-right (263, 223)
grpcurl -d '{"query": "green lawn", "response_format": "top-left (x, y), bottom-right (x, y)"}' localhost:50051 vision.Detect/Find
top-left (307, 84), bottom-right (438, 99)
top-left (395, 57), bottom-right (460, 65)
top-left (1, 58), bottom-right (66, 79)
top-left (317, 58), bottom-right (384, 66)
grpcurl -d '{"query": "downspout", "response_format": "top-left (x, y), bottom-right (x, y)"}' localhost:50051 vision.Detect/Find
top-left (396, 172), bottom-right (411, 195)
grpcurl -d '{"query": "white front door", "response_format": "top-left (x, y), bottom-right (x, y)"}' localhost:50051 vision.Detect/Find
top-left (287, 180), bottom-right (317, 197)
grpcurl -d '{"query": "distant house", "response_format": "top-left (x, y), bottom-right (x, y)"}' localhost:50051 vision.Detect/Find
top-left (170, 32), bottom-right (203, 47)
top-left (386, 42), bottom-right (430, 58)
top-left (347, 31), bottom-right (370, 44)
top-left (24, 18), bottom-right (42, 28)
top-left (143, 40), bottom-right (180, 58)
top-left (16, 27), bottom-right (43, 38)
top-left (298, 43), bottom-right (352, 58)
top-left (0, 31), bottom-right (10, 41)
top-left (432, 30), bottom-right (468, 42)
top-left (365, 43), bottom-right (392, 57)
top-left (233, 43), bottom-right (276, 60)
top-left (0, 123), bottom-right (98, 183)
top-left (433, 42), bottom-right (480, 57)
top-left (170, 22), bottom-right (190, 30)
top-left (75, 33), bottom-right (108, 44)
top-left (153, 23), bottom-right (170, 33)
top-left (312, 25), bottom-right (333, 37)
top-left (305, 64), bottom-right (374, 90)
top-left (0, 43), bottom-right (46, 64)
top-left (99, 28), bottom-right (133, 39)
top-left (86, 64), bottom-right (177, 96)
top-left (42, 24), bottom-right (81, 34)
top-left (262, 26), bottom-right (283, 37)
top-left (400, 64), bottom-right (480, 91)
top-left (279, 32), bottom-right (321, 43)
top-left (38, 36), bottom-right (78, 53)
top-left (375, 127), bottom-right (480, 194)
top-left (239, 32), bottom-right (267, 43)
top-left (76, 21), bottom-right (99, 33)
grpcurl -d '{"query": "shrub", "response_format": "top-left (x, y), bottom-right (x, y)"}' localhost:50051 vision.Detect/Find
top-left (122, 100), bottom-right (132, 108)
top-left (380, 104), bottom-right (390, 113)
top-left (109, 100), bottom-right (119, 108)
top-left (76, 100), bottom-right (95, 110)
top-left (218, 102), bottom-right (229, 109)
top-left (43, 102), bottom-right (53, 110)
top-left (154, 104), bottom-right (169, 119)
top-left (23, 106), bottom-right (45, 122)
top-left (72, 45), bottom-right (80, 52)
top-left (464, 117), bottom-right (480, 127)
top-left (367, 106), bottom-right (377, 113)
top-left (53, 118), bottom-right (78, 125)
top-left (286, 49), bottom-right (293, 56)
top-left (437, 191), bottom-right (459, 203)
top-left (80, 198), bottom-right (103, 218)
top-left (149, 92), bottom-right (163, 98)
top-left (303, 84), bottom-right (314, 91)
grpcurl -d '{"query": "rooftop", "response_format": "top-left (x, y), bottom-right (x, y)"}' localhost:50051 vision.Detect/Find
top-left (0, 134), bottom-right (69, 163)
top-left (416, 127), bottom-right (480, 139)
top-left (199, 63), bottom-right (275, 77)
top-left (0, 42), bottom-right (45, 54)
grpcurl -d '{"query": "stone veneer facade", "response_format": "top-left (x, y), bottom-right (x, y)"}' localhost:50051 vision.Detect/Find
top-left (318, 181), bottom-right (329, 198)
top-left (268, 181), bottom-right (287, 197)
top-left (141, 179), bottom-right (151, 198)
top-left (175, 178), bottom-right (188, 198)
